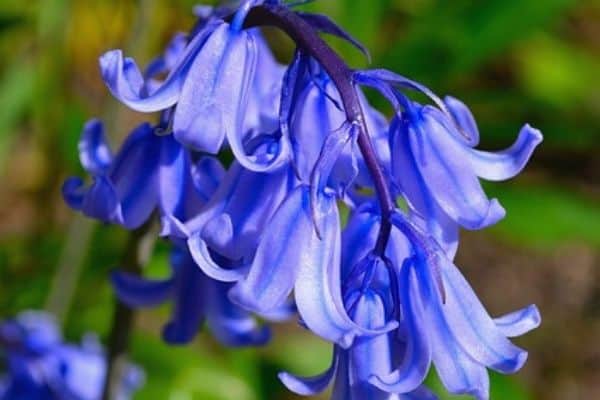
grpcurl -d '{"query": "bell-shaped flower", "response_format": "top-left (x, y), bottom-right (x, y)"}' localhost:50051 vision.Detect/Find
top-left (0, 311), bottom-right (144, 400)
top-left (377, 212), bottom-right (541, 400)
top-left (280, 237), bottom-right (433, 400)
top-left (280, 290), bottom-right (437, 400)
top-left (281, 52), bottom-right (387, 195)
top-left (99, 1), bottom-right (288, 171)
top-left (223, 185), bottom-right (361, 346)
top-left (111, 246), bottom-right (273, 346)
top-left (62, 118), bottom-right (224, 232)
top-left (185, 160), bottom-right (297, 282)
top-left (390, 97), bottom-right (543, 234)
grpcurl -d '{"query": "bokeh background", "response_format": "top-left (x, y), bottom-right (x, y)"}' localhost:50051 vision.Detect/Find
top-left (0, 0), bottom-right (598, 399)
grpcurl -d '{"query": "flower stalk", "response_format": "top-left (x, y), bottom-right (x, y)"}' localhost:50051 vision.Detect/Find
top-left (102, 219), bottom-right (156, 400)
top-left (239, 4), bottom-right (395, 255)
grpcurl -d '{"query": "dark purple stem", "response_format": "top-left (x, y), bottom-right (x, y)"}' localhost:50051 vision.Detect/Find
top-left (242, 4), bottom-right (394, 255)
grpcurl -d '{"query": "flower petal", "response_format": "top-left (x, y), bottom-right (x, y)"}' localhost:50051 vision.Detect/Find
top-left (348, 291), bottom-right (397, 400)
top-left (279, 349), bottom-right (337, 395)
top-left (110, 271), bottom-right (175, 308)
top-left (494, 305), bottom-right (541, 338)
top-left (289, 61), bottom-right (347, 184)
top-left (100, 21), bottom-right (220, 113)
top-left (438, 255), bottom-right (529, 373)
top-left (310, 122), bottom-right (357, 234)
top-left (369, 262), bottom-right (431, 393)
top-left (206, 281), bottom-right (270, 347)
top-left (100, 49), bottom-right (179, 112)
top-left (409, 107), bottom-right (505, 229)
top-left (443, 96), bottom-right (479, 146)
top-left (158, 134), bottom-right (190, 219)
top-left (81, 175), bottom-right (124, 225)
top-left (467, 124), bottom-right (543, 182)
top-left (62, 177), bottom-right (85, 210)
top-left (294, 190), bottom-right (361, 347)
top-left (78, 119), bottom-right (113, 175)
top-left (186, 162), bottom-right (294, 261)
top-left (390, 117), bottom-right (459, 258)
top-left (341, 204), bottom-right (380, 279)
top-left (224, 34), bottom-right (291, 173)
top-left (190, 156), bottom-right (225, 203)
top-left (420, 273), bottom-right (490, 400)
top-left (162, 251), bottom-right (207, 344)
top-left (108, 123), bottom-right (160, 229)
top-left (188, 232), bottom-right (249, 282)
top-left (228, 186), bottom-right (308, 313)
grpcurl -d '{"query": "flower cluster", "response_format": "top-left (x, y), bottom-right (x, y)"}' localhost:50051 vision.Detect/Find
top-left (63, 1), bottom-right (542, 399)
top-left (0, 311), bottom-right (143, 399)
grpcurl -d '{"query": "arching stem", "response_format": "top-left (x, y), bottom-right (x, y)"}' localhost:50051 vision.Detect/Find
top-left (242, 4), bottom-right (395, 255)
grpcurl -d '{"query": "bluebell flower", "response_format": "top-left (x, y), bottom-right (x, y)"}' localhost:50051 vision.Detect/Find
top-left (62, 118), bottom-right (224, 232)
top-left (281, 53), bottom-right (387, 196)
top-left (111, 246), bottom-right (275, 346)
top-left (279, 208), bottom-right (433, 399)
top-left (280, 289), bottom-right (436, 400)
top-left (354, 69), bottom-right (542, 257)
top-left (389, 97), bottom-right (542, 243)
top-left (279, 204), bottom-right (540, 400)
top-left (215, 185), bottom-right (365, 346)
top-left (367, 211), bottom-right (542, 400)
top-left (184, 160), bottom-right (297, 279)
top-left (0, 311), bottom-right (143, 400)
top-left (99, 1), bottom-right (289, 172)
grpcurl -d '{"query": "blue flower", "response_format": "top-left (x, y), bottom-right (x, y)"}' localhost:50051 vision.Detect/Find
top-left (197, 183), bottom-right (363, 346)
top-left (281, 53), bottom-right (387, 196)
top-left (280, 290), bottom-right (437, 400)
top-left (389, 97), bottom-right (543, 237)
top-left (99, 1), bottom-right (288, 172)
top-left (185, 160), bottom-right (297, 278)
top-left (279, 204), bottom-right (540, 400)
top-left (369, 211), bottom-right (542, 400)
top-left (111, 246), bottom-right (275, 346)
top-left (62, 118), bottom-right (223, 232)
top-left (279, 209), bottom-right (433, 399)
top-left (0, 311), bottom-right (144, 400)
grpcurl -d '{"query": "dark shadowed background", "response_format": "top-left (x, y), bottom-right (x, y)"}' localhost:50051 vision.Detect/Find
top-left (0, 0), bottom-right (598, 399)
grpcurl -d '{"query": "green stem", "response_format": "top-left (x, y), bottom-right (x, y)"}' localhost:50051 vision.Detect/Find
top-left (102, 220), bottom-right (157, 400)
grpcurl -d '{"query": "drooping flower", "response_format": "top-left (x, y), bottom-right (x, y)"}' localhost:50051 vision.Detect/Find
top-left (184, 160), bottom-right (297, 277)
top-left (111, 246), bottom-right (276, 346)
top-left (279, 208), bottom-right (433, 399)
top-left (62, 117), bottom-right (224, 232)
top-left (99, 0), bottom-right (288, 172)
top-left (0, 311), bottom-right (144, 400)
top-left (281, 52), bottom-right (387, 195)
top-left (200, 184), bottom-right (361, 346)
top-left (389, 97), bottom-right (543, 232)
top-left (368, 211), bottom-right (541, 400)
top-left (280, 289), bottom-right (437, 400)
top-left (279, 204), bottom-right (540, 400)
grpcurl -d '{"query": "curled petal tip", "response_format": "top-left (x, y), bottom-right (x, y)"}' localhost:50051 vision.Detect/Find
top-left (62, 177), bottom-right (85, 210)
top-left (188, 233), bottom-right (247, 282)
top-left (523, 123), bottom-right (544, 143)
top-left (495, 304), bottom-right (541, 338)
top-left (492, 350), bottom-right (528, 374)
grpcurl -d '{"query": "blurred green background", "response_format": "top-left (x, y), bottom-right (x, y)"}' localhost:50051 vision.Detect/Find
top-left (0, 0), bottom-right (598, 399)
